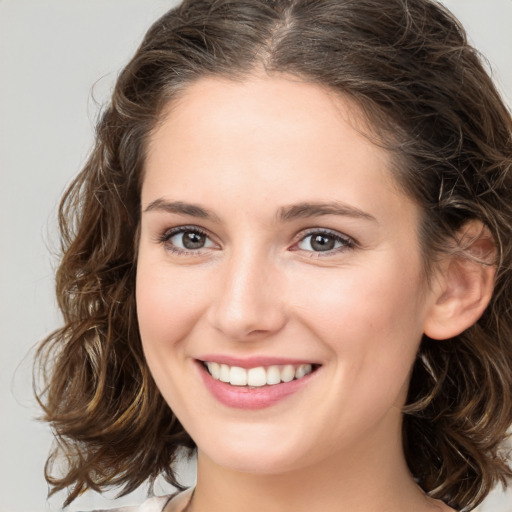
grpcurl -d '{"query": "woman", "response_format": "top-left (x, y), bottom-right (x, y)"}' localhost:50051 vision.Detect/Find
top-left (36, 0), bottom-right (512, 511)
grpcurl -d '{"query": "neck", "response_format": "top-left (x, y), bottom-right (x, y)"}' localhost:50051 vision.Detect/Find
top-left (189, 416), bottom-right (448, 512)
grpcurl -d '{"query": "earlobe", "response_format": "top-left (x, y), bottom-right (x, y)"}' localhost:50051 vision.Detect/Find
top-left (423, 221), bottom-right (496, 341)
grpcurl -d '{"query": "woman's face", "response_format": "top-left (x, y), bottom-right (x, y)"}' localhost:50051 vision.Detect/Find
top-left (136, 75), bottom-right (439, 474)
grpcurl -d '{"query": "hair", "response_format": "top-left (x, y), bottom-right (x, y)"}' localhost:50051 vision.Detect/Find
top-left (35, 0), bottom-right (512, 510)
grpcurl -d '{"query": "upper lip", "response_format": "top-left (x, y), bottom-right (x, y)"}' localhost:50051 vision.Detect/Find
top-left (196, 355), bottom-right (321, 369)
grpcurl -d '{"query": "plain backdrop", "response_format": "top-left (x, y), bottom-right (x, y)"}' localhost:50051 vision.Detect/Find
top-left (0, 1), bottom-right (511, 511)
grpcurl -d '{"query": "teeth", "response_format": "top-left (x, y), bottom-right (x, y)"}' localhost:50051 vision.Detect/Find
top-left (247, 367), bottom-right (267, 387)
top-left (266, 365), bottom-right (281, 385)
top-left (229, 366), bottom-right (247, 386)
top-left (281, 364), bottom-right (295, 383)
top-left (295, 364), bottom-right (312, 379)
top-left (206, 362), bottom-right (220, 379)
top-left (204, 361), bottom-right (315, 387)
top-left (219, 364), bottom-right (230, 383)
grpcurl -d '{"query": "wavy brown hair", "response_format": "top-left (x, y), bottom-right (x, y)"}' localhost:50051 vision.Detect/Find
top-left (35, 0), bottom-right (512, 509)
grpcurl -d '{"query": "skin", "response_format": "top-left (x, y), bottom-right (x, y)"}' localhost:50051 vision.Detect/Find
top-left (136, 75), bottom-right (459, 512)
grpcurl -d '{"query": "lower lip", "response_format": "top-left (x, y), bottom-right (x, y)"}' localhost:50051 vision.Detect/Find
top-left (197, 361), bottom-right (317, 410)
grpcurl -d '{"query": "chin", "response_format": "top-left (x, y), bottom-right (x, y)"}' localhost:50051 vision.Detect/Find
top-left (204, 448), bottom-right (301, 475)
top-left (195, 424), bottom-right (316, 475)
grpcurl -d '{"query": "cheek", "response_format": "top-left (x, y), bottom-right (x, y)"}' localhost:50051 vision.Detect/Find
top-left (290, 258), bottom-right (426, 393)
top-left (292, 261), bottom-right (425, 340)
top-left (135, 260), bottom-right (210, 411)
top-left (135, 259), bottom-right (206, 355)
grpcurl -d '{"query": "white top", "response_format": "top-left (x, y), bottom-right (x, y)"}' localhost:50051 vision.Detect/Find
top-left (90, 488), bottom-right (194, 512)
top-left (91, 496), bottom-right (171, 512)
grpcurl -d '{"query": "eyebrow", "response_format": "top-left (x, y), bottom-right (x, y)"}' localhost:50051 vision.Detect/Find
top-left (277, 201), bottom-right (377, 223)
top-left (143, 199), bottom-right (221, 222)
top-left (143, 198), bottom-right (377, 224)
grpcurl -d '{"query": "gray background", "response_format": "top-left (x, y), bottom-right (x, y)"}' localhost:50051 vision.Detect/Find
top-left (0, 1), bottom-right (511, 511)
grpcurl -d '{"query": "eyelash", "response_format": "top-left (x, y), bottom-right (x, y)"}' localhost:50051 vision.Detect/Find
top-left (157, 226), bottom-right (356, 256)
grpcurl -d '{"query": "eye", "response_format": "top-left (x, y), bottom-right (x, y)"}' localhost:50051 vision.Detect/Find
top-left (296, 230), bottom-right (354, 253)
top-left (160, 226), bottom-right (217, 253)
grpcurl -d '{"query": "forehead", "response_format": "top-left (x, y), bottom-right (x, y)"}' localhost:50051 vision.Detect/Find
top-left (151, 74), bottom-right (379, 147)
top-left (143, 75), bottom-right (415, 229)
top-left (147, 76), bottom-right (394, 179)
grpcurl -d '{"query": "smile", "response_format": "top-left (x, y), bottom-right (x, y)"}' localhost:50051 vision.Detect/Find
top-left (197, 357), bottom-right (321, 409)
top-left (203, 361), bottom-right (315, 387)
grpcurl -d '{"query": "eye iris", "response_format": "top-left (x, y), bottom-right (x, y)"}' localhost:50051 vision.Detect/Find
top-left (311, 234), bottom-right (335, 251)
top-left (183, 231), bottom-right (205, 249)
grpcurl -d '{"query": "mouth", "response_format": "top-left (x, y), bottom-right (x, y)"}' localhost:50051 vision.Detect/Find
top-left (200, 361), bottom-right (320, 388)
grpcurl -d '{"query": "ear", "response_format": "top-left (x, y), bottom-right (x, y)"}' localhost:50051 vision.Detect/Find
top-left (423, 220), bottom-right (496, 340)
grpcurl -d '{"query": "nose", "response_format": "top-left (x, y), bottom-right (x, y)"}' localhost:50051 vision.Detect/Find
top-left (206, 248), bottom-right (287, 341)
